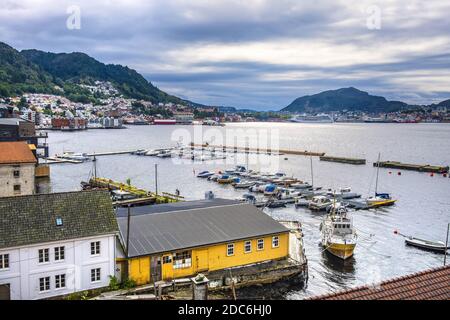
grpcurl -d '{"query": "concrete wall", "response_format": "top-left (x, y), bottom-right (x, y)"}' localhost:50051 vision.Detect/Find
top-left (0, 235), bottom-right (116, 300)
top-left (128, 233), bottom-right (289, 285)
top-left (0, 163), bottom-right (35, 197)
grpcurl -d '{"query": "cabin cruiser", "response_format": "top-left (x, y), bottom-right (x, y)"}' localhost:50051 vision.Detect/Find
top-left (320, 207), bottom-right (357, 260)
top-left (225, 166), bottom-right (247, 175)
top-left (309, 196), bottom-right (333, 211)
top-left (328, 187), bottom-right (361, 200)
top-left (233, 180), bottom-right (256, 189)
top-left (277, 188), bottom-right (302, 200)
top-left (60, 152), bottom-right (91, 162)
top-left (197, 171), bottom-right (215, 178)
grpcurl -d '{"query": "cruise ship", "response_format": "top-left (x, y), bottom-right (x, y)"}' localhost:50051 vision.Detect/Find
top-left (290, 113), bottom-right (334, 123)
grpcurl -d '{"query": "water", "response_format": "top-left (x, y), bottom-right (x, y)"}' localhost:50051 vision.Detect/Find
top-left (43, 123), bottom-right (450, 299)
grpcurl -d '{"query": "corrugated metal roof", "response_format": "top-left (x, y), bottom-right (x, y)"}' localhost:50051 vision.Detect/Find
top-left (117, 201), bottom-right (288, 257)
top-left (115, 198), bottom-right (240, 217)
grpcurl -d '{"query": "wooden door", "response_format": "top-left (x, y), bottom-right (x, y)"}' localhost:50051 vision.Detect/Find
top-left (196, 249), bottom-right (209, 272)
top-left (0, 284), bottom-right (10, 300)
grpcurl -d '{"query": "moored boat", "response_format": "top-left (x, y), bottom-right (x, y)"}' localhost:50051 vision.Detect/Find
top-left (405, 237), bottom-right (448, 254)
top-left (309, 195), bottom-right (333, 211)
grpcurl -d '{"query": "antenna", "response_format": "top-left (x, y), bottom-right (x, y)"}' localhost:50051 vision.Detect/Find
top-left (375, 153), bottom-right (381, 195)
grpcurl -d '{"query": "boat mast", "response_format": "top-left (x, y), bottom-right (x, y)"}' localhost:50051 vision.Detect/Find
top-left (375, 153), bottom-right (381, 195)
top-left (445, 223), bottom-right (449, 266)
top-left (310, 156), bottom-right (314, 188)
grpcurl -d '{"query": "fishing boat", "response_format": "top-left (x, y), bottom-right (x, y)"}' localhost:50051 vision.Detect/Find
top-left (309, 196), bottom-right (333, 211)
top-left (366, 153), bottom-right (397, 207)
top-left (197, 171), bottom-right (215, 178)
top-left (405, 237), bottom-right (448, 254)
top-left (320, 206), bottom-right (357, 260)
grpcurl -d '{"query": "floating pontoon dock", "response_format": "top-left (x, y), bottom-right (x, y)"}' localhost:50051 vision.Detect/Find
top-left (374, 161), bottom-right (449, 173)
top-left (320, 156), bottom-right (366, 165)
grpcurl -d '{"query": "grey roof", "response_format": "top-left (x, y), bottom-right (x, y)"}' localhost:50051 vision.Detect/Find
top-left (117, 201), bottom-right (288, 257)
top-left (115, 198), bottom-right (240, 217)
top-left (0, 118), bottom-right (28, 126)
top-left (0, 191), bottom-right (119, 249)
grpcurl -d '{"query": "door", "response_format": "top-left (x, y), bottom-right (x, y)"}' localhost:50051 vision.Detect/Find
top-left (196, 249), bottom-right (209, 272)
top-left (161, 255), bottom-right (174, 281)
top-left (150, 256), bottom-right (162, 282)
top-left (0, 284), bottom-right (10, 300)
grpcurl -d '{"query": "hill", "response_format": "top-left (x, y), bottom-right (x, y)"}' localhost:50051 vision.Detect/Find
top-left (282, 87), bottom-right (408, 113)
top-left (0, 41), bottom-right (197, 105)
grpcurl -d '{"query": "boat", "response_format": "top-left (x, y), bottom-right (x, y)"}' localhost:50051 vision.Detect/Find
top-left (217, 175), bottom-right (239, 184)
top-left (295, 196), bottom-right (311, 208)
top-left (233, 180), bottom-right (256, 189)
top-left (208, 174), bottom-right (221, 182)
top-left (290, 113), bottom-right (334, 123)
top-left (291, 182), bottom-right (312, 190)
top-left (60, 151), bottom-right (91, 162)
top-left (405, 237), bottom-right (448, 254)
top-left (157, 150), bottom-right (172, 158)
top-left (197, 171), bottom-right (215, 178)
top-left (328, 187), bottom-right (361, 200)
top-left (366, 153), bottom-right (397, 207)
top-left (264, 184), bottom-right (278, 196)
top-left (264, 200), bottom-right (287, 209)
top-left (249, 182), bottom-right (265, 193)
top-left (132, 149), bottom-right (147, 155)
top-left (277, 188), bottom-right (302, 200)
top-left (236, 193), bottom-right (257, 204)
top-left (320, 206), bottom-right (357, 260)
top-left (309, 196), bottom-right (333, 211)
top-left (145, 150), bottom-right (160, 156)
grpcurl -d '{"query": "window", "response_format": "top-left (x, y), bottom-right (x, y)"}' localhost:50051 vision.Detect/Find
top-left (173, 251), bottom-right (192, 269)
top-left (0, 254), bottom-right (9, 269)
top-left (91, 268), bottom-right (101, 282)
top-left (227, 243), bottom-right (235, 256)
top-left (272, 236), bottom-right (279, 248)
top-left (13, 170), bottom-right (20, 178)
top-left (244, 241), bottom-right (252, 253)
top-left (13, 184), bottom-right (21, 194)
top-left (56, 217), bottom-right (63, 226)
top-left (257, 239), bottom-right (265, 251)
top-left (54, 246), bottom-right (65, 261)
top-left (38, 249), bottom-right (49, 263)
top-left (55, 274), bottom-right (66, 289)
top-left (39, 277), bottom-right (50, 292)
top-left (162, 256), bottom-right (172, 264)
top-left (90, 241), bottom-right (100, 256)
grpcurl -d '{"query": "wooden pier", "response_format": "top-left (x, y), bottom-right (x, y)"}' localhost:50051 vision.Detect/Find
top-left (190, 143), bottom-right (325, 157)
top-left (320, 156), bottom-right (366, 165)
top-left (374, 161), bottom-right (449, 173)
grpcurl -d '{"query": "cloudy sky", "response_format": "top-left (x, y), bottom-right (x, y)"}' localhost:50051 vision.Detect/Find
top-left (1, 0), bottom-right (449, 109)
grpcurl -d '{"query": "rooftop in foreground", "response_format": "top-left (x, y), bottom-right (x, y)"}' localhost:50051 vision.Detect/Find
top-left (310, 265), bottom-right (450, 300)
top-left (0, 141), bottom-right (37, 164)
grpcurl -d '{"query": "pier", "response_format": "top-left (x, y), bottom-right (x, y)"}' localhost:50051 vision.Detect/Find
top-left (374, 161), bottom-right (449, 173)
top-left (190, 143), bottom-right (325, 156)
top-left (320, 156), bottom-right (366, 165)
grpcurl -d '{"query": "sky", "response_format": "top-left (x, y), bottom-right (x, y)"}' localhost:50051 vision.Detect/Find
top-left (1, 0), bottom-right (450, 110)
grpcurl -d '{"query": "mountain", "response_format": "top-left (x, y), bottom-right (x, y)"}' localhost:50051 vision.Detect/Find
top-left (436, 99), bottom-right (450, 108)
top-left (0, 41), bottom-right (197, 105)
top-left (282, 87), bottom-right (408, 113)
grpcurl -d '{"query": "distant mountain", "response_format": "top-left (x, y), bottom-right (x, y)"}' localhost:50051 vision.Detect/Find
top-left (435, 99), bottom-right (450, 108)
top-left (282, 87), bottom-right (408, 113)
top-left (0, 41), bottom-right (198, 105)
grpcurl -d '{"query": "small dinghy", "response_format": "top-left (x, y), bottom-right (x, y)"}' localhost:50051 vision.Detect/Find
top-left (405, 237), bottom-right (448, 254)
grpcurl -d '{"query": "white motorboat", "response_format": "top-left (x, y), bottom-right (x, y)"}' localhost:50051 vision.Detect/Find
top-left (145, 150), bottom-right (160, 156)
top-left (291, 182), bottom-right (312, 190)
top-left (328, 187), bottom-right (361, 200)
top-left (233, 180), bottom-right (256, 189)
top-left (309, 196), bottom-right (333, 211)
top-left (61, 152), bottom-right (90, 162)
top-left (405, 237), bottom-right (448, 254)
top-left (157, 150), bottom-right (172, 158)
top-left (197, 171), bottom-right (215, 178)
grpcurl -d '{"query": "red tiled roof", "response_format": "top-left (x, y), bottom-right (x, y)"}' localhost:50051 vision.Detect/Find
top-left (0, 141), bottom-right (37, 164)
top-left (311, 265), bottom-right (450, 300)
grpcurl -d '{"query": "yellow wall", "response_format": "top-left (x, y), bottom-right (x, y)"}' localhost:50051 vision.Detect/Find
top-left (128, 232), bottom-right (289, 284)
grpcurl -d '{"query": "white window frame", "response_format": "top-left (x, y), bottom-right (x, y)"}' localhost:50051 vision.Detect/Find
top-left (90, 241), bottom-right (101, 256)
top-left (54, 246), bottom-right (65, 262)
top-left (91, 268), bottom-right (101, 283)
top-left (272, 236), bottom-right (280, 248)
top-left (244, 240), bottom-right (252, 254)
top-left (55, 274), bottom-right (66, 289)
top-left (227, 243), bottom-right (235, 257)
top-left (257, 239), bottom-right (265, 251)
top-left (38, 248), bottom-right (50, 264)
top-left (39, 276), bottom-right (51, 293)
top-left (0, 254), bottom-right (9, 270)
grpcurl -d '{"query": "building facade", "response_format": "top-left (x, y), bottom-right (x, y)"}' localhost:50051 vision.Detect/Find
top-left (0, 191), bottom-right (119, 300)
top-left (116, 200), bottom-right (290, 285)
top-left (0, 141), bottom-right (37, 197)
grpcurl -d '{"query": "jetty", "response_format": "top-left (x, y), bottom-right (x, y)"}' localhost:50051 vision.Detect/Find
top-left (374, 161), bottom-right (449, 173)
top-left (320, 156), bottom-right (366, 165)
top-left (190, 143), bottom-right (325, 157)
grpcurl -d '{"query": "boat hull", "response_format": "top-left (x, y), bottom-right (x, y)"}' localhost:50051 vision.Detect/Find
top-left (325, 243), bottom-right (356, 260)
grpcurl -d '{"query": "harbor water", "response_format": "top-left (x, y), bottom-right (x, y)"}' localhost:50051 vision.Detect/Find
top-left (43, 123), bottom-right (450, 299)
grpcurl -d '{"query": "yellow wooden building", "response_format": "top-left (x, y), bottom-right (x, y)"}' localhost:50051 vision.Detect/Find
top-left (116, 199), bottom-right (290, 285)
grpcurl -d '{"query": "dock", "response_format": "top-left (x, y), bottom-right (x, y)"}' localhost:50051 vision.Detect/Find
top-left (374, 161), bottom-right (449, 173)
top-left (320, 156), bottom-right (366, 165)
top-left (190, 143), bottom-right (325, 157)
